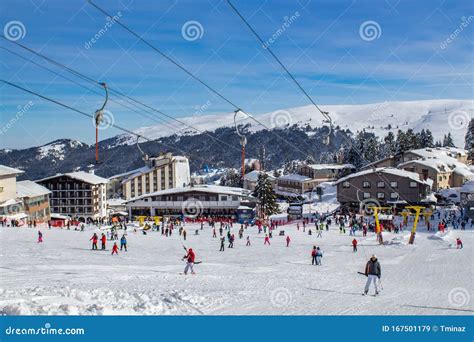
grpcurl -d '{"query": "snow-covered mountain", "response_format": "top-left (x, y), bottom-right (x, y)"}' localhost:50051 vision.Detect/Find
top-left (116, 99), bottom-right (472, 148)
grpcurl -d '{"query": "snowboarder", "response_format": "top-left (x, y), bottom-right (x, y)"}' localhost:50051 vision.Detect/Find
top-left (37, 230), bottom-right (43, 243)
top-left (120, 235), bottom-right (127, 251)
top-left (364, 254), bottom-right (381, 295)
top-left (352, 238), bottom-right (358, 252)
top-left (183, 248), bottom-right (196, 275)
top-left (264, 234), bottom-right (270, 245)
top-left (286, 235), bottom-right (291, 247)
top-left (456, 238), bottom-right (463, 249)
top-left (90, 233), bottom-right (98, 250)
top-left (101, 233), bottom-right (106, 250)
top-left (111, 242), bottom-right (119, 255)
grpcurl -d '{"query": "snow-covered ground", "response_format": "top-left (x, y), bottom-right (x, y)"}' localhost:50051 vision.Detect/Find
top-left (0, 216), bottom-right (472, 316)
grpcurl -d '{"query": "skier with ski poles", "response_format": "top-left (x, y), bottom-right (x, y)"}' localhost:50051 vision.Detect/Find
top-left (90, 233), bottom-right (98, 250)
top-left (120, 235), bottom-right (127, 251)
top-left (182, 247), bottom-right (196, 275)
top-left (364, 254), bottom-right (381, 295)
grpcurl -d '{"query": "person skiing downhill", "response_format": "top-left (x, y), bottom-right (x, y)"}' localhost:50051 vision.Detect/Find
top-left (364, 254), bottom-right (381, 295)
top-left (352, 238), bottom-right (358, 252)
top-left (90, 233), bottom-right (98, 250)
top-left (220, 237), bottom-right (225, 251)
top-left (183, 248), bottom-right (196, 275)
top-left (246, 235), bottom-right (251, 246)
top-left (286, 235), bottom-right (291, 247)
top-left (37, 231), bottom-right (43, 243)
top-left (101, 233), bottom-right (106, 250)
top-left (111, 242), bottom-right (119, 255)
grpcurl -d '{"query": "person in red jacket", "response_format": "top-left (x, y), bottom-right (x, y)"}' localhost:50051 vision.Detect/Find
top-left (90, 233), bottom-right (98, 250)
top-left (111, 242), bottom-right (119, 255)
top-left (352, 238), bottom-right (358, 252)
top-left (311, 246), bottom-right (317, 265)
top-left (264, 235), bottom-right (270, 245)
top-left (101, 233), bottom-right (107, 250)
top-left (183, 248), bottom-right (196, 275)
top-left (286, 235), bottom-right (291, 247)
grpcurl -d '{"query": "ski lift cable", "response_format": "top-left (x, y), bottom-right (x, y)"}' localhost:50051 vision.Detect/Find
top-left (225, 0), bottom-right (332, 125)
top-left (87, 0), bottom-right (318, 161)
top-left (1, 37), bottom-right (266, 163)
top-left (0, 80), bottom-right (230, 168)
top-left (225, 2), bottom-right (408, 199)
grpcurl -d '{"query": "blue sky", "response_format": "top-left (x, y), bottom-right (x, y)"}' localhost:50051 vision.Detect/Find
top-left (0, 0), bottom-right (473, 148)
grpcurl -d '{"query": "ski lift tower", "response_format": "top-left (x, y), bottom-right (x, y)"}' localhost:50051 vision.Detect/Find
top-left (234, 109), bottom-right (247, 179)
top-left (94, 82), bottom-right (108, 164)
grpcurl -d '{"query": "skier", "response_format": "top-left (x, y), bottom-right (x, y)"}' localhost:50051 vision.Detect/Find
top-left (183, 248), bottom-right (196, 275)
top-left (264, 234), bottom-right (270, 245)
top-left (364, 254), bottom-right (381, 295)
top-left (286, 235), bottom-right (291, 247)
top-left (120, 235), bottom-right (127, 251)
top-left (90, 233), bottom-right (98, 250)
top-left (101, 233), bottom-right (106, 250)
top-left (352, 238), bottom-right (358, 252)
top-left (37, 230), bottom-right (43, 243)
top-left (311, 246), bottom-right (317, 265)
top-left (246, 235), bottom-right (251, 246)
top-left (456, 238), bottom-right (463, 249)
top-left (228, 234), bottom-right (234, 248)
top-left (315, 246), bottom-right (323, 265)
top-left (183, 229), bottom-right (187, 241)
top-left (220, 236), bottom-right (225, 251)
top-left (212, 228), bottom-right (217, 238)
top-left (111, 242), bottom-right (119, 255)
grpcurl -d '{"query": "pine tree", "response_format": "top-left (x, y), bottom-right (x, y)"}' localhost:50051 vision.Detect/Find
top-left (465, 119), bottom-right (474, 162)
top-left (220, 169), bottom-right (242, 187)
top-left (254, 173), bottom-right (279, 219)
top-left (420, 129), bottom-right (434, 148)
top-left (442, 133), bottom-right (455, 147)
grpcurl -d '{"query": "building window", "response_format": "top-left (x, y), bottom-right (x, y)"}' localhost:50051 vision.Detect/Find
top-left (409, 181), bottom-right (417, 188)
top-left (363, 192), bottom-right (370, 199)
top-left (363, 181), bottom-right (371, 188)
top-left (390, 181), bottom-right (398, 188)
top-left (342, 181), bottom-right (350, 188)
top-left (377, 192), bottom-right (385, 199)
top-left (377, 181), bottom-right (385, 188)
top-left (221, 195), bottom-right (228, 201)
top-left (390, 192), bottom-right (399, 199)
top-left (232, 195), bottom-right (238, 201)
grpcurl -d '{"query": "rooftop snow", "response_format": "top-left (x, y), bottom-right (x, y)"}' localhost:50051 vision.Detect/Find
top-left (278, 174), bottom-right (312, 182)
top-left (304, 163), bottom-right (355, 170)
top-left (38, 171), bottom-right (108, 185)
top-left (334, 167), bottom-right (430, 185)
top-left (17, 180), bottom-right (51, 198)
top-left (0, 165), bottom-right (23, 177)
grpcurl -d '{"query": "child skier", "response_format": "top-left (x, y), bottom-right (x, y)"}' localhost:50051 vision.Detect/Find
top-left (90, 233), bottom-right (98, 250)
top-left (264, 234), bottom-right (271, 245)
top-left (456, 238), bottom-right (463, 249)
top-left (111, 242), bottom-right (119, 255)
top-left (183, 248), bottom-right (196, 275)
top-left (364, 254), bottom-right (381, 295)
top-left (37, 230), bottom-right (43, 243)
top-left (352, 238), bottom-right (358, 252)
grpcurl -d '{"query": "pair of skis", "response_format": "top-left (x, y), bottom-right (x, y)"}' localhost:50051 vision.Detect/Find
top-left (357, 271), bottom-right (383, 295)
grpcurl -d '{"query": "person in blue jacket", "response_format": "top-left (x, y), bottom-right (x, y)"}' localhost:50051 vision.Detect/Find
top-left (120, 235), bottom-right (127, 251)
